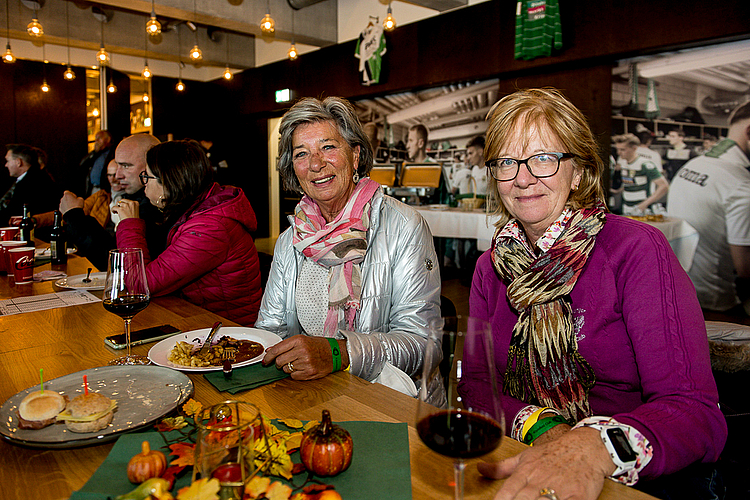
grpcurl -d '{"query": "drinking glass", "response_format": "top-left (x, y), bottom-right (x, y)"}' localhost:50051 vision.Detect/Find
top-left (417, 317), bottom-right (504, 500)
top-left (104, 248), bottom-right (151, 365)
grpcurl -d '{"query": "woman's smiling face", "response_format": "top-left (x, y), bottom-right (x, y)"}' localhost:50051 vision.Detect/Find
top-left (292, 120), bottom-right (359, 222)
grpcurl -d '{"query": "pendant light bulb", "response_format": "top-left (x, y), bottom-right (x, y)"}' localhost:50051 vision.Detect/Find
top-left (41, 78), bottom-right (49, 92)
top-left (107, 80), bottom-right (117, 93)
top-left (3, 43), bottom-right (15, 63)
top-left (92, 108), bottom-right (99, 117)
top-left (64, 65), bottom-right (75, 80)
top-left (27, 18), bottom-right (43, 37)
top-left (288, 43), bottom-right (298, 61)
top-left (96, 44), bottom-right (110, 65)
top-left (383, 5), bottom-right (396, 32)
top-left (223, 66), bottom-right (233, 80)
top-left (189, 44), bottom-right (202, 61)
top-left (260, 13), bottom-right (275, 34)
top-left (142, 64), bottom-right (151, 79)
top-left (142, 93), bottom-right (149, 102)
top-left (176, 79), bottom-right (185, 92)
top-left (146, 14), bottom-right (161, 36)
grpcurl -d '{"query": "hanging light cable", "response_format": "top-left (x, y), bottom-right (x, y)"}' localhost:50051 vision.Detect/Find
top-left (288, 8), bottom-right (297, 60)
top-left (63, 1), bottom-right (75, 80)
top-left (189, 0), bottom-right (202, 61)
top-left (3, 0), bottom-right (15, 63)
top-left (260, 0), bottom-right (274, 34)
top-left (96, 18), bottom-right (109, 65)
top-left (142, 29), bottom-right (151, 78)
top-left (222, 31), bottom-right (232, 80)
top-left (41, 42), bottom-right (49, 92)
top-left (27, 3), bottom-right (43, 37)
top-left (176, 25), bottom-right (185, 91)
top-left (146, 0), bottom-right (161, 36)
top-left (383, 3), bottom-right (396, 32)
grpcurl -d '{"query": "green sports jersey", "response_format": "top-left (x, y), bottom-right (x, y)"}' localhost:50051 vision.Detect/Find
top-left (514, 0), bottom-right (562, 61)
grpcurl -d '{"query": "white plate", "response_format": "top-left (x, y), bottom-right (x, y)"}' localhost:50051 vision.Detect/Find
top-left (0, 365), bottom-right (193, 449)
top-left (425, 204), bottom-right (449, 211)
top-left (54, 271), bottom-right (107, 290)
top-left (148, 327), bottom-right (282, 372)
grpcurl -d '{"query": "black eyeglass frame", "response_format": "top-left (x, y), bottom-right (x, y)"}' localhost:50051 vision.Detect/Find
top-left (139, 170), bottom-right (159, 186)
top-left (485, 152), bottom-right (576, 181)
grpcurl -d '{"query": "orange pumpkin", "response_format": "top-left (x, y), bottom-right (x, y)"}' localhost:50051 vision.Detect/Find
top-left (127, 441), bottom-right (167, 484)
top-left (299, 410), bottom-right (353, 477)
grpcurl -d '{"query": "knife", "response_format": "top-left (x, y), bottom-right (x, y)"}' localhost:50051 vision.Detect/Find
top-left (196, 321), bottom-right (222, 356)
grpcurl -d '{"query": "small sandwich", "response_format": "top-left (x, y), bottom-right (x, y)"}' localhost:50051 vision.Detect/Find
top-left (56, 392), bottom-right (117, 433)
top-left (17, 390), bottom-right (67, 430)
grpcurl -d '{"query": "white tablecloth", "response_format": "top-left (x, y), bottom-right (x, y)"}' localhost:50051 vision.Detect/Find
top-left (415, 206), bottom-right (497, 251)
top-left (639, 216), bottom-right (699, 272)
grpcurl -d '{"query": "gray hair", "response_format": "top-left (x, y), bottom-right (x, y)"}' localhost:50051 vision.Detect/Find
top-left (277, 96), bottom-right (374, 192)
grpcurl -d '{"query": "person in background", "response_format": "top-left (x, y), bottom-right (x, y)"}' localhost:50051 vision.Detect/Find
top-left (115, 140), bottom-right (263, 326)
top-left (80, 130), bottom-right (115, 196)
top-left (612, 133), bottom-right (669, 214)
top-left (465, 88), bottom-right (725, 500)
top-left (62, 134), bottom-right (165, 271)
top-left (663, 129), bottom-right (697, 180)
top-left (255, 97), bottom-right (444, 405)
top-left (406, 124), bottom-right (433, 163)
top-left (702, 134), bottom-right (718, 154)
top-left (0, 144), bottom-right (62, 226)
top-left (668, 101), bottom-right (750, 319)
top-left (635, 130), bottom-right (663, 171)
top-left (452, 135), bottom-right (489, 197)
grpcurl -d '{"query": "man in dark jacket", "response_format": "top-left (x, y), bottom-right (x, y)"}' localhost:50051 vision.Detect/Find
top-left (80, 130), bottom-right (115, 196)
top-left (1, 144), bottom-right (62, 225)
top-left (61, 134), bottom-right (166, 271)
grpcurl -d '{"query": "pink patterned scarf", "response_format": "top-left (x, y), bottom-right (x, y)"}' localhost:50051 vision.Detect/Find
top-left (292, 178), bottom-right (380, 336)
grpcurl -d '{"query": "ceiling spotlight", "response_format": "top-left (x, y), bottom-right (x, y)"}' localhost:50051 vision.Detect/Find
top-left (189, 44), bottom-right (202, 61)
top-left (64, 65), bottom-right (75, 80)
top-left (260, 13), bottom-right (274, 34)
top-left (41, 78), bottom-right (49, 92)
top-left (288, 43), bottom-right (298, 61)
top-left (142, 64), bottom-right (151, 79)
top-left (223, 66), bottom-right (232, 80)
top-left (383, 4), bottom-right (396, 32)
top-left (3, 43), bottom-right (15, 63)
top-left (27, 18), bottom-right (43, 37)
top-left (176, 79), bottom-right (185, 92)
top-left (96, 44), bottom-right (109, 65)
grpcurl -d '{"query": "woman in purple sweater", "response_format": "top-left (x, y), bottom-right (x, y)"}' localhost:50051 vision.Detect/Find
top-left (461, 89), bottom-right (726, 500)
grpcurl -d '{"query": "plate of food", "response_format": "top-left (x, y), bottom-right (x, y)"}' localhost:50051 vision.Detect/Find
top-left (0, 365), bottom-right (193, 448)
top-left (54, 271), bottom-right (107, 290)
top-left (148, 327), bottom-right (282, 372)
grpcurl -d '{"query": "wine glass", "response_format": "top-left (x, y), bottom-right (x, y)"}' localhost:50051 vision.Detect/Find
top-left (417, 316), bottom-right (504, 500)
top-left (104, 248), bottom-right (151, 365)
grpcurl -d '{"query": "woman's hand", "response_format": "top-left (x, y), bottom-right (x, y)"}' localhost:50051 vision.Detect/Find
top-left (479, 427), bottom-right (615, 500)
top-left (112, 199), bottom-right (139, 220)
top-left (262, 336), bottom-right (349, 380)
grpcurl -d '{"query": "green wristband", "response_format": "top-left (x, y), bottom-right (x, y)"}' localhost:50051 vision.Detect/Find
top-left (523, 415), bottom-right (568, 445)
top-left (327, 338), bottom-right (342, 372)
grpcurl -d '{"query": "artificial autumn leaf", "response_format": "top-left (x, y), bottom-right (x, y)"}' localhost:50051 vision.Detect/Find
top-left (169, 442), bottom-right (196, 467)
top-left (175, 477), bottom-right (220, 500)
top-left (291, 463), bottom-right (307, 475)
top-left (182, 399), bottom-right (203, 417)
top-left (302, 484), bottom-right (335, 494)
top-left (161, 464), bottom-right (188, 489)
top-left (244, 476), bottom-right (271, 499)
top-left (278, 418), bottom-right (304, 429)
top-left (285, 432), bottom-right (303, 452)
top-left (153, 493), bottom-right (176, 500)
top-left (156, 416), bottom-right (188, 432)
top-left (303, 420), bottom-right (319, 432)
top-left (265, 481), bottom-right (293, 500)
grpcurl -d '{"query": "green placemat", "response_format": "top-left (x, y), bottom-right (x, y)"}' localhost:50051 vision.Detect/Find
top-left (70, 421), bottom-right (412, 500)
top-left (203, 363), bottom-right (290, 394)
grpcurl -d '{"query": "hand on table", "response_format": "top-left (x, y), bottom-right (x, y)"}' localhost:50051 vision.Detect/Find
top-left (59, 190), bottom-right (84, 214)
top-left (478, 426), bottom-right (615, 500)
top-left (112, 199), bottom-right (139, 220)
top-left (262, 335), bottom-right (349, 380)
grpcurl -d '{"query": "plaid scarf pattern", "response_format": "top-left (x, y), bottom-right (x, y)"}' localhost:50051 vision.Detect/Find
top-left (492, 204), bottom-right (605, 422)
top-left (292, 178), bottom-right (380, 336)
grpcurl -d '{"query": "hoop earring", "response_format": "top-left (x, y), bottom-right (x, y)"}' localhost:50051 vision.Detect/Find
top-left (353, 171), bottom-right (360, 184)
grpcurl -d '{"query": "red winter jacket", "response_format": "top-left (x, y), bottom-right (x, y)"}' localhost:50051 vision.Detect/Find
top-left (116, 183), bottom-right (262, 326)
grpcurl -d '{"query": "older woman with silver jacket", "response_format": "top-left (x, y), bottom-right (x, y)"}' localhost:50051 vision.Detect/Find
top-left (257, 96), bottom-right (445, 405)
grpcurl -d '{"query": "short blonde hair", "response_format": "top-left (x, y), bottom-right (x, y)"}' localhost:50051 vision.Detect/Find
top-left (485, 88), bottom-right (606, 228)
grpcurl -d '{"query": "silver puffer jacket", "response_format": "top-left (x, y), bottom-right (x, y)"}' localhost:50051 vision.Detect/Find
top-left (255, 188), bottom-right (446, 406)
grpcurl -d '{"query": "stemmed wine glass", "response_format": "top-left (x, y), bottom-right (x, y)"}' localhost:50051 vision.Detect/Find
top-left (104, 248), bottom-right (151, 365)
top-left (417, 317), bottom-right (504, 500)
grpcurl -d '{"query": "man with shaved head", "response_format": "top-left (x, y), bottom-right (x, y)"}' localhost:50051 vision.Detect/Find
top-left (61, 134), bottom-right (166, 270)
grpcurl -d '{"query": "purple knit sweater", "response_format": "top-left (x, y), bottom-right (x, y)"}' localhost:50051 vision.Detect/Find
top-left (466, 213), bottom-right (726, 479)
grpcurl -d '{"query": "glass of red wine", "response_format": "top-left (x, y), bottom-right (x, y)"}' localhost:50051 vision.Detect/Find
top-left (104, 248), bottom-right (151, 365)
top-left (417, 316), bottom-right (504, 500)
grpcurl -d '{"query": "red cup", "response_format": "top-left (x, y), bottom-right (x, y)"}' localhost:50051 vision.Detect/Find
top-left (8, 246), bottom-right (34, 283)
top-left (1, 241), bottom-right (26, 275)
top-left (0, 227), bottom-right (19, 241)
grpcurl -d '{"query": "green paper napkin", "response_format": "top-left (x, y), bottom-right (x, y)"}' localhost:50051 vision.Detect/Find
top-left (71, 421), bottom-right (412, 500)
top-left (203, 362), bottom-right (290, 394)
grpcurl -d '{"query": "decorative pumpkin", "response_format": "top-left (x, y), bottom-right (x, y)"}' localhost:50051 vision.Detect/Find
top-left (299, 410), bottom-right (353, 477)
top-left (127, 441), bottom-right (167, 484)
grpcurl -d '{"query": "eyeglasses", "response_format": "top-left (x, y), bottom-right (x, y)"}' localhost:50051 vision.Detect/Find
top-left (485, 152), bottom-right (576, 181)
top-left (139, 170), bottom-right (159, 185)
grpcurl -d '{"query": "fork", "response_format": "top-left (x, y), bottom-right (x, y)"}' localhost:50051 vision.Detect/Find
top-left (222, 347), bottom-right (237, 379)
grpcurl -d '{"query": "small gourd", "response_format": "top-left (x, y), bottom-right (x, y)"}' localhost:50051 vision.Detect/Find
top-left (127, 441), bottom-right (167, 484)
top-left (299, 410), bottom-right (353, 477)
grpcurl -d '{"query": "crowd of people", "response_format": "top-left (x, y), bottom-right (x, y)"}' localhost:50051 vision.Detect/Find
top-left (3, 87), bottom-right (743, 500)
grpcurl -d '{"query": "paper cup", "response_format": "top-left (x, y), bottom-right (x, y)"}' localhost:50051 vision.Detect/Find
top-left (0, 226), bottom-right (19, 241)
top-left (9, 246), bottom-right (34, 283)
top-left (1, 241), bottom-right (27, 275)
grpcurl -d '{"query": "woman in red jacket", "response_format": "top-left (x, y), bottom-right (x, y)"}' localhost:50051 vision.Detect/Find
top-left (114, 140), bottom-right (262, 325)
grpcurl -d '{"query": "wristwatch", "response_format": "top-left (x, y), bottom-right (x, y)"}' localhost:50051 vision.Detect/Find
top-left (599, 426), bottom-right (638, 476)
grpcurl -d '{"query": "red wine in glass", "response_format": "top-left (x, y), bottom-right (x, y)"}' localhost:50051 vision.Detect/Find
top-left (417, 409), bottom-right (503, 459)
top-left (102, 295), bottom-right (150, 319)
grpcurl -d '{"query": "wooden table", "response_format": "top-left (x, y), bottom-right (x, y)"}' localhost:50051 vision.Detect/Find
top-left (0, 258), bottom-right (654, 500)
top-left (0, 246), bottom-right (96, 299)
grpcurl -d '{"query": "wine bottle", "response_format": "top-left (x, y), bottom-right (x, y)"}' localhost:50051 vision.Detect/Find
top-left (19, 204), bottom-right (35, 245)
top-left (50, 210), bottom-right (67, 264)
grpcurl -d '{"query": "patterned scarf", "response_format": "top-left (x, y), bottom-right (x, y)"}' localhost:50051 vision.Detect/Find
top-left (491, 204), bottom-right (606, 422)
top-left (292, 178), bottom-right (380, 336)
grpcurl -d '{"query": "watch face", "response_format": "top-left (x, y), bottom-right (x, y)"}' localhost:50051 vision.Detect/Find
top-left (607, 427), bottom-right (637, 462)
